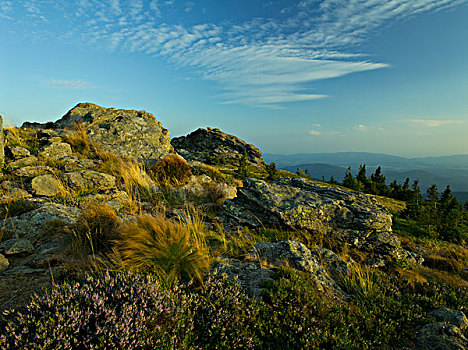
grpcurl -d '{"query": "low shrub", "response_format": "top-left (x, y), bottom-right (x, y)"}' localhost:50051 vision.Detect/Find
top-left (0, 272), bottom-right (191, 349)
top-left (117, 214), bottom-right (210, 287)
top-left (260, 267), bottom-right (428, 349)
top-left (74, 202), bottom-right (119, 255)
top-left (148, 154), bottom-right (192, 188)
top-left (0, 272), bottom-right (263, 350)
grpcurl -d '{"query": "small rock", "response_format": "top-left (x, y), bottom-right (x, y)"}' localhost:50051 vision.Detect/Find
top-left (0, 238), bottom-right (34, 255)
top-left (4, 266), bottom-right (45, 275)
top-left (7, 156), bottom-right (39, 168)
top-left (251, 240), bottom-right (345, 297)
top-left (214, 258), bottom-right (274, 297)
top-left (5, 145), bottom-right (31, 159)
top-left (0, 253), bottom-right (9, 271)
top-left (64, 170), bottom-right (116, 192)
top-left (61, 156), bottom-right (101, 172)
top-left (31, 174), bottom-right (64, 197)
top-left (310, 248), bottom-right (351, 281)
top-left (38, 142), bottom-right (72, 160)
top-left (12, 165), bottom-right (55, 177)
top-left (417, 322), bottom-right (468, 350)
top-left (430, 307), bottom-right (468, 330)
top-left (364, 256), bottom-right (387, 268)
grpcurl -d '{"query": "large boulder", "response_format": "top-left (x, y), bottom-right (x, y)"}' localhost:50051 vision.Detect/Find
top-left (51, 103), bottom-right (173, 163)
top-left (2, 203), bottom-right (81, 242)
top-left (214, 240), bottom-right (346, 298)
top-left (221, 177), bottom-right (420, 264)
top-left (171, 127), bottom-right (266, 167)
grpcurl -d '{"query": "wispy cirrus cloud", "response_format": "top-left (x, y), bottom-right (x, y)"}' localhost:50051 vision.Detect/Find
top-left (409, 119), bottom-right (465, 127)
top-left (44, 79), bottom-right (97, 90)
top-left (6, 0), bottom-right (468, 107)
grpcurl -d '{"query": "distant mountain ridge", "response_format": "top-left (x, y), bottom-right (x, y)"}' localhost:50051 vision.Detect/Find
top-left (265, 152), bottom-right (468, 202)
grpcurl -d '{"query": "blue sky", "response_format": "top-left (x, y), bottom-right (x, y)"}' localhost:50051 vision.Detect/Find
top-left (1, 0), bottom-right (467, 157)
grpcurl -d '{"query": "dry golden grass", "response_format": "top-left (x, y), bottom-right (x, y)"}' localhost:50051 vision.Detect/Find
top-left (147, 154), bottom-right (192, 188)
top-left (117, 214), bottom-right (210, 287)
top-left (63, 123), bottom-right (91, 156)
top-left (73, 202), bottom-right (119, 256)
top-left (95, 148), bottom-right (154, 203)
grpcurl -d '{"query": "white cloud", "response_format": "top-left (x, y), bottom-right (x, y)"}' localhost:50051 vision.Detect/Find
top-left (355, 124), bottom-right (368, 131)
top-left (44, 79), bottom-right (96, 90)
top-left (309, 130), bottom-right (322, 136)
top-left (409, 119), bottom-right (464, 127)
top-left (9, 0), bottom-right (468, 107)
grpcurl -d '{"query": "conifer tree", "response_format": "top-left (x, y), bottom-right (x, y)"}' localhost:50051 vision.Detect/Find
top-left (266, 162), bottom-right (278, 181)
top-left (236, 148), bottom-right (249, 179)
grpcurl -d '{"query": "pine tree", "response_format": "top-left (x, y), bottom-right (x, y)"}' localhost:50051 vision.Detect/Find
top-left (370, 166), bottom-right (387, 195)
top-left (266, 162), bottom-right (278, 181)
top-left (236, 148), bottom-right (249, 179)
top-left (405, 180), bottom-right (422, 219)
top-left (343, 167), bottom-right (354, 189)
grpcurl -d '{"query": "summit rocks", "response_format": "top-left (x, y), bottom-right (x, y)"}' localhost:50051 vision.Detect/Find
top-left (171, 127), bottom-right (266, 167)
top-left (24, 103), bottom-right (174, 164)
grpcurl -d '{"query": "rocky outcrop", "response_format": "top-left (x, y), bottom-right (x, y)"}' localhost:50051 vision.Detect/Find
top-left (171, 127), bottom-right (266, 167)
top-left (221, 177), bottom-right (422, 265)
top-left (215, 240), bottom-right (347, 298)
top-left (417, 309), bottom-right (468, 350)
top-left (42, 103), bottom-right (173, 163)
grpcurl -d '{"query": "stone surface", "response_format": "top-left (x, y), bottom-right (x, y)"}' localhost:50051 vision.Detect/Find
top-left (172, 127), bottom-right (266, 167)
top-left (310, 248), bottom-right (351, 281)
top-left (7, 156), bottom-right (39, 168)
top-left (0, 239), bottom-right (34, 255)
top-left (221, 177), bottom-right (421, 264)
top-left (417, 323), bottom-right (468, 350)
top-left (5, 145), bottom-right (31, 159)
top-left (51, 103), bottom-right (173, 163)
top-left (251, 240), bottom-right (344, 294)
top-left (214, 258), bottom-right (274, 297)
top-left (4, 266), bottom-right (46, 275)
top-left (3, 203), bottom-right (81, 242)
top-left (38, 142), bottom-right (72, 160)
top-left (0, 181), bottom-right (32, 202)
top-left (214, 240), bottom-right (346, 298)
top-left (12, 165), bottom-right (55, 177)
top-left (0, 254), bottom-right (9, 271)
top-left (430, 308), bottom-right (468, 330)
top-left (31, 174), bottom-right (64, 197)
top-left (61, 156), bottom-right (101, 172)
top-left (64, 170), bottom-right (116, 192)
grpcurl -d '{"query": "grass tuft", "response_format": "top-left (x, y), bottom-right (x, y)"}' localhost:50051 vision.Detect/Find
top-left (117, 214), bottom-right (210, 287)
top-left (147, 154), bottom-right (192, 188)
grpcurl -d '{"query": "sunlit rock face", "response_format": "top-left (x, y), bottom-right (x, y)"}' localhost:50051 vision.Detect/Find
top-left (221, 177), bottom-right (423, 265)
top-left (24, 102), bottom-right (174, 164)
top-left (171, 127), bottom-right (266, 167)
